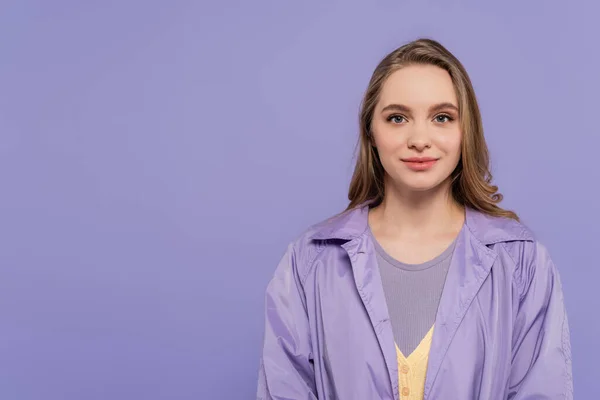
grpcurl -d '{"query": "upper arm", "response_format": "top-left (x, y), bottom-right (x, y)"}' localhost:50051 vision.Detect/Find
top-left (508, 241), bottom-right (573, 399)
top-left (256, 243), bottom-right (318, 400)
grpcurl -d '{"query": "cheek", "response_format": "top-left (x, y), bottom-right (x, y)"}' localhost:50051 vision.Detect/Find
top-left (437, 132), bottom-right (462, 156)
top-left (373, 133), bottom-right (403, 155)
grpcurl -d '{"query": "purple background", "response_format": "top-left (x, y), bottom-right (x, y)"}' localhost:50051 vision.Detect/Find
top-left (1, 1), bottom-right (597, 398)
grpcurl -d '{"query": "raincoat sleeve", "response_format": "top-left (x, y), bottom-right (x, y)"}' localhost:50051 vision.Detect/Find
top-left (508, 241), bottom-right (573, 399)
top-left (256, 243), bottom-right (318, 400)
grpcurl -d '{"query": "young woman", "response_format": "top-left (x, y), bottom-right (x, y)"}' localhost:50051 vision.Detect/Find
top-left (256, 38), bottom-right (572, 400)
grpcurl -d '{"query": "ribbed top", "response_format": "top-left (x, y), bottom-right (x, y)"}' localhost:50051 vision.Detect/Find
top-left (368, 225), bottom-right (459, 356)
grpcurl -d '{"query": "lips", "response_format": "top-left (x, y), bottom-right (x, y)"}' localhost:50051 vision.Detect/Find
top-left (401, 157), bottom-right (438, 171)
top-left (402, 157), bottom-right (438, 162)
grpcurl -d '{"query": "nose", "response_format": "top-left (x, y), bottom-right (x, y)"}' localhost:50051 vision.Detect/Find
top-left (406, 123), bottom-right (431, 151)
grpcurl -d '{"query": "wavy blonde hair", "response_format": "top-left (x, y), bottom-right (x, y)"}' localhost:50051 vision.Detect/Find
top-left (346, 38), bottom-right (518, 220)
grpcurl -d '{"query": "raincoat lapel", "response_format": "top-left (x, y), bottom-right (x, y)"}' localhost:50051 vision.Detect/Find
top-left (423, 210), bottom-right (498, 399)
top-left (342, 234), bottom-right (399, 400)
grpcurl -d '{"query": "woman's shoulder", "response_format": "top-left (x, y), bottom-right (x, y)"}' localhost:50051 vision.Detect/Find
top-left (465, 207), bottom-right (537, 246)
top-left (288, 210), bottom-right (345, 249)
top-left (283, 207), bottom-right (363, 272)
top-left (293, 206), bottom-right (367, 245)
top-left (468, 209), bottom-right (560, 291)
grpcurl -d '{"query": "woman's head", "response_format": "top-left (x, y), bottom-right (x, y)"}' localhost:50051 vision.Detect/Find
top-left (347, 38), bottom-right (517, 220)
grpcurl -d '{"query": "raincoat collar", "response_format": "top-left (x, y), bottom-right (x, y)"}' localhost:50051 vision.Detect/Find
top-left (309, 202), bottom-right (534, 245)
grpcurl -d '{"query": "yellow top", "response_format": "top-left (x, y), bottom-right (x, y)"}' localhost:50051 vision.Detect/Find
top-left (395, 325), bottom-right (434, 400)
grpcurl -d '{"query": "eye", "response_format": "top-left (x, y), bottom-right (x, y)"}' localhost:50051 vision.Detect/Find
top-left (434, 114), bottom-right (454, 123)
top-left (387, 114), bottom-right (406, 124)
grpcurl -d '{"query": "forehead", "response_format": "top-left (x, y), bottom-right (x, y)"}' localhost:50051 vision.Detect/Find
top-left (377, 64), bottom-right (457, 108)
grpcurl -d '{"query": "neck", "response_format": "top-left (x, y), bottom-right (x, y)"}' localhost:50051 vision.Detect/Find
top-left (370, 178), bottom-right (465, 238)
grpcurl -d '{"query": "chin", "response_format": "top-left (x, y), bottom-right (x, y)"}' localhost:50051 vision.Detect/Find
top-left (406, 183), bottom-right (439, 192)
top-left (397, 175), bottom-right (447, 193)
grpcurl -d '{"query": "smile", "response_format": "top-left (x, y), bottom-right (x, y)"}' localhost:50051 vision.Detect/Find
top-left (401, 157), bottom-right (438, 171)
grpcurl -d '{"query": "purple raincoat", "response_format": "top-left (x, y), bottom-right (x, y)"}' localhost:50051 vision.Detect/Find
top-left (257, 204), bottom-right (573, 399)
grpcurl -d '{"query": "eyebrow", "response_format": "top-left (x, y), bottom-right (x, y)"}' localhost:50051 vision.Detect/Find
top-left (380, 102), bottom-right (459, 116)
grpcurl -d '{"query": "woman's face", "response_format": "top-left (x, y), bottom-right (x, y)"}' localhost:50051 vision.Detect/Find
top-left (370, 64), bottom-right (462, 194)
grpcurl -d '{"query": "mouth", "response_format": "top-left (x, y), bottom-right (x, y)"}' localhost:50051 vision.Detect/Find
top-left (401, 157), bottom-right (439, 171)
